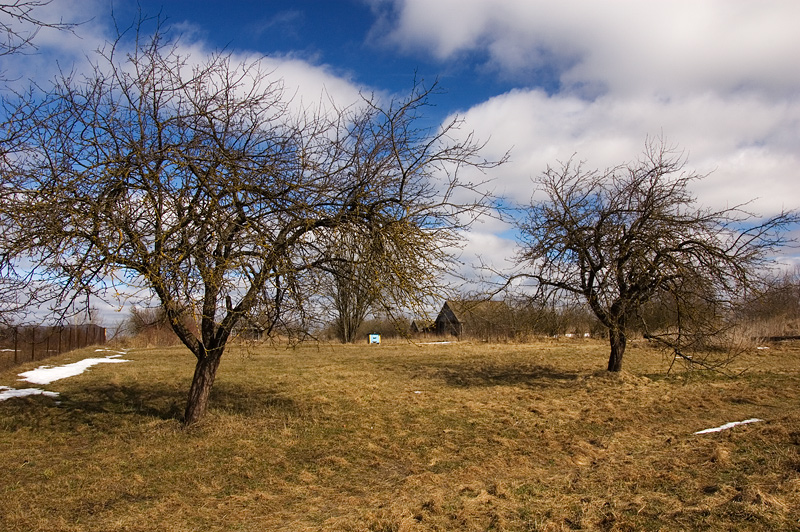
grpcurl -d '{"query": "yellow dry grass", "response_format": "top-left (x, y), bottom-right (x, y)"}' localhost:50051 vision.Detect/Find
top-left (1, 339), bottom-right (798, 531)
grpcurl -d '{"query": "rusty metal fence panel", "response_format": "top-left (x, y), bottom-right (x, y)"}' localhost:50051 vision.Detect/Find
top-left (0, 324), bottom-right (106, 371)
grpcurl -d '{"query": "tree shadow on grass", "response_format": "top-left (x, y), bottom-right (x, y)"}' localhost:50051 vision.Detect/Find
top-left (47, 381), bottom-right (299, 428)
top-left (209, 382), bottom-right (300, 417)
top-left (56, 382), bottom-right (188, 422)
top-left (0, 383), bottom-right (180, 433)
top-left (420, 362), bottom-right (582, 388)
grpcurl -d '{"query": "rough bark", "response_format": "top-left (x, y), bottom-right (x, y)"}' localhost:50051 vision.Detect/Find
top-left (183, 353), bottom-right (223, 425)
top-left (607, 328), bottom-right (626, 372)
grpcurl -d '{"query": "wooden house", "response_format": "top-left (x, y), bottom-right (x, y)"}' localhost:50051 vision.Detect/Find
top-left (434, 300), bottom-right (512, 340)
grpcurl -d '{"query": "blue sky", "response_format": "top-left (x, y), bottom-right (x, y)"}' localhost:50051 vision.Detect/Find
top-left (139, 0), bottom-right (799, 258)
top-left (125, 0), bottom-right (530, 115)
top-left (2, 0), bottom-right (799, 319)
top-left (103, 0), bottom-right (798, 208)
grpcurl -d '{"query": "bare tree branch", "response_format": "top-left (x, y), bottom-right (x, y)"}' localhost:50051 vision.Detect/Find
top-left (1, 0), bottom-right (80, 58)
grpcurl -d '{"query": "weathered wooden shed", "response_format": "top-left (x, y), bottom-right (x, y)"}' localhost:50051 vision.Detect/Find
top-left (434, 300), bottom-right (511, 339)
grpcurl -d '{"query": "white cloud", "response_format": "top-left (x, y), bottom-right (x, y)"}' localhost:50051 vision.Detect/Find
top-left (378, 0), bottom-right (800, 97)
top-left (5, 0), bottom-right (798, 309)
top-left (0, 0), bottom-right (109, 89)
top-left (455, 89), bottom-right (800, 216)
top-left (253, 55), bottom-right (363, 113)
top-left (1, 1), bottom-right (364, 111)
top-left (370, 1), bottom-right (800, 221)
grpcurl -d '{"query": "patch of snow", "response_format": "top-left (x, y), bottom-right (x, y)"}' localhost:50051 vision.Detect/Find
top-left (17, 355), bottom-right (131, 385)
top-left (0, 385), bottom-right (59, 401)
top-left (757, 346), bottom-right (770, 350)
top-left (694, 418), bottom-right (763, 435)
top-left (419, 341), bottom-right (453, 345)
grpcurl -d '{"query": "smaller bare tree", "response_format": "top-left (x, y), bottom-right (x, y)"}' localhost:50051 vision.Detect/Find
top-left (318, 228), bottom-right (379, 343)
top-left (511, 138), bottom-right (798, 372)
top-left (737, 266), bottom-right (800, 339)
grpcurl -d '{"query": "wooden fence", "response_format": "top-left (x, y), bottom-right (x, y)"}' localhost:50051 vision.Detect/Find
top-left (0, 324), bottom-right (106, 371)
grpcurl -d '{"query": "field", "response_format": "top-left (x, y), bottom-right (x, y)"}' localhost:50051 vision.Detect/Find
top-left (1, 339), bottom-right (799, 531)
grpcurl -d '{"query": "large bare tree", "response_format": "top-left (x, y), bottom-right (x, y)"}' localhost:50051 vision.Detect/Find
top-left (512, 139), bottom-right (797, 372)
top-left (0, 25), bottom-right (499, 423)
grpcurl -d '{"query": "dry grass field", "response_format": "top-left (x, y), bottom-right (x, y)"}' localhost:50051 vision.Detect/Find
top-left (1, 339), bottom-right (799, 531)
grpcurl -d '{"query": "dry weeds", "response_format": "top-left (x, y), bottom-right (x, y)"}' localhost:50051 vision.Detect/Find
top-left (1, 339), bottom-right (798, 531)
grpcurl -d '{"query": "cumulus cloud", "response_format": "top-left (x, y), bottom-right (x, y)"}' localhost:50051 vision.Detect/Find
top-left (0, 0), bottom-right (108, 88)
top-left (369, 0), bottom-right (799, 213)
top-left (376, 0), bottom-right (800, 97)
top-left (5, 0), bottom-right (797, 299)
top-left (254, 55), bottom-right (363, 112)
top-left (455, 89), bottom-right (799, 215)
top-left (1, 1), bottom-right (363, 111)
top-left (370, 0), bottom-right (800, 270)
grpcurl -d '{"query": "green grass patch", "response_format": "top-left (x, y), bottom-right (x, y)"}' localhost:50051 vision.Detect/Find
top-left (1, 340), bottom-right (799, 531)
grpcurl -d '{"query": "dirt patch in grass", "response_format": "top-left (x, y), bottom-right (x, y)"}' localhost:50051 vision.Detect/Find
top-left (1, 340), bottom-right (799, 531)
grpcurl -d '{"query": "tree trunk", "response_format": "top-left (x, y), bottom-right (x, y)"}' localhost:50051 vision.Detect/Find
top-left (607, 328), bottom-right (626, 372)
top-left (183, 354), bottom-right (222, 425)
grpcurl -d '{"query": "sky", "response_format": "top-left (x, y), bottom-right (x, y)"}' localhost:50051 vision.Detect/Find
top-left (2, 0), bottom-right (799, 320)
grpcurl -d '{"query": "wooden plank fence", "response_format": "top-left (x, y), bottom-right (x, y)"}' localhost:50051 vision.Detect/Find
top-left (0, 324), bottom-right (106, 371)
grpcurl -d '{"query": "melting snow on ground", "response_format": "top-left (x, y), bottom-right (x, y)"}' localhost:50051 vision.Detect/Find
top-left (694, 418), bottom-right (763, 435)
top-left (0, 349), bottom-right (131, 402)
top-left (0, 386), bottom-right (59, 401)
top-left (18, 353), bottom-right (130, 385)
